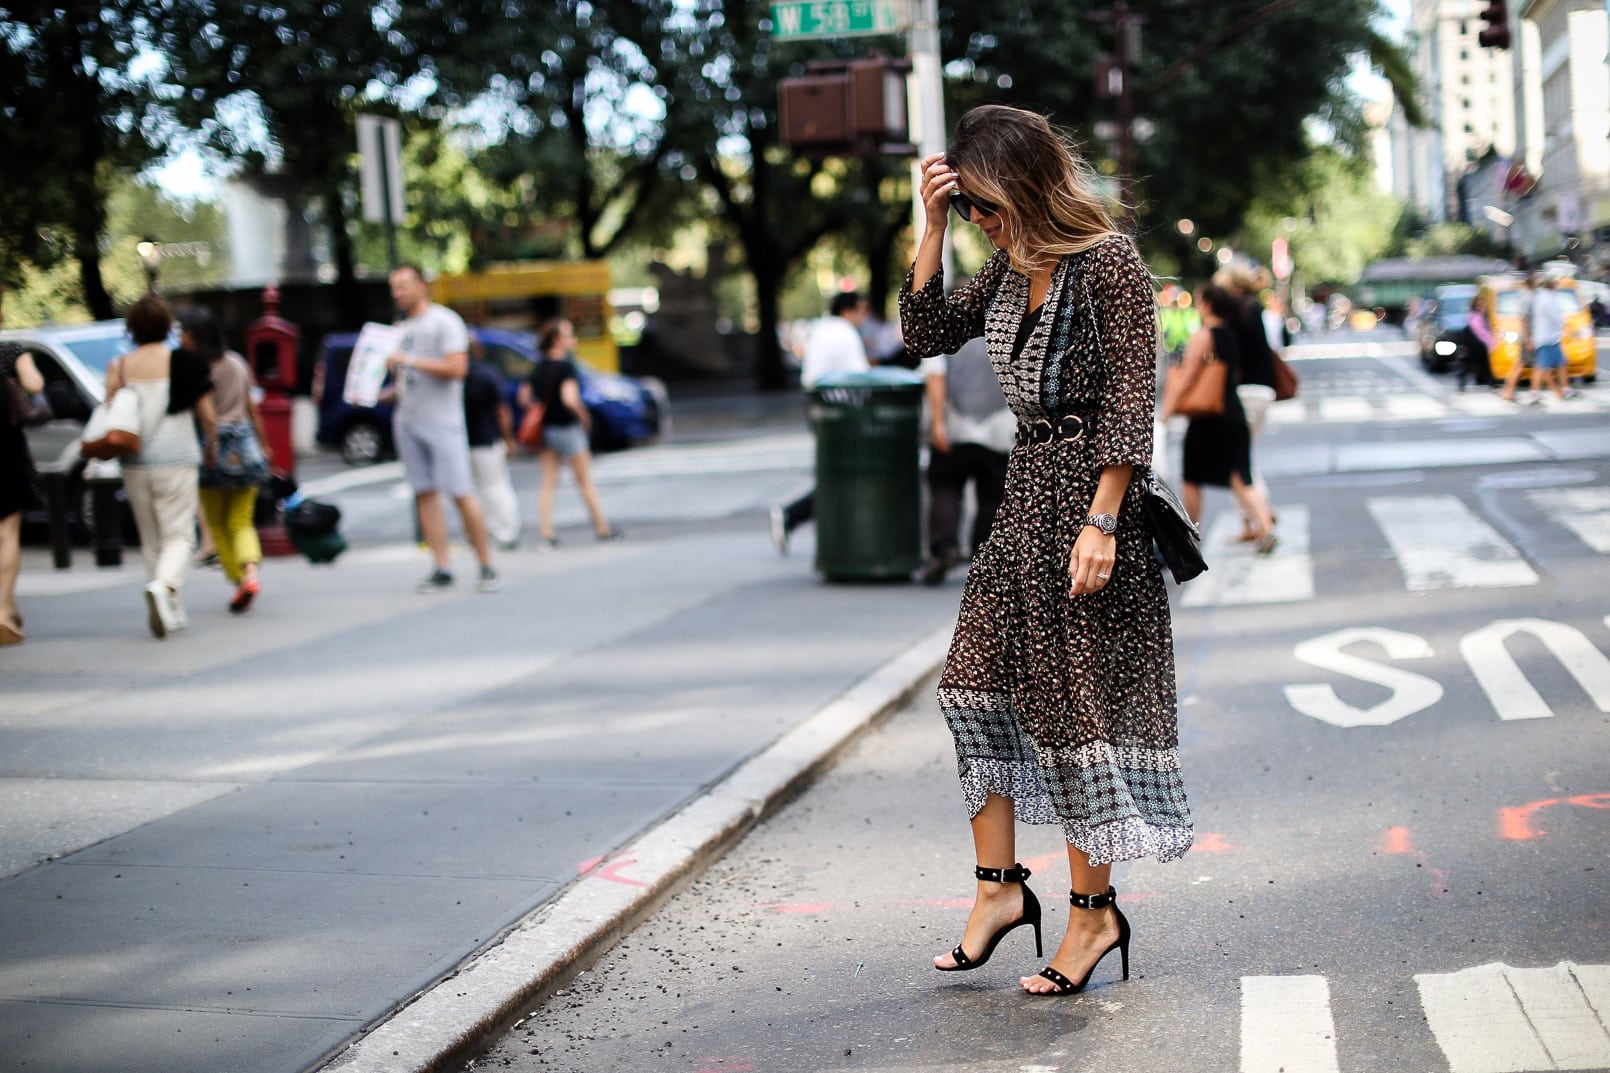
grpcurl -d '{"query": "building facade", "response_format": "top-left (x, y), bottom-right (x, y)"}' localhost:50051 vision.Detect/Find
top-left (1392, 0), bottom-right (1518, 222)
top-left (1505, 0), bottom-right (1610, 264)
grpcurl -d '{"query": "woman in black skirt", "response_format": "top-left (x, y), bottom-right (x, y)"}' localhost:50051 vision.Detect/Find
top-left (1164, 283), bottom-right (1277, 553)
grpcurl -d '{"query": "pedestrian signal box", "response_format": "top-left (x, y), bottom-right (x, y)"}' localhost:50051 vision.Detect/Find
top-left (1477, 0), bottom-right (1510, 48)
top-left (779, 57), bottom-right (913, 155)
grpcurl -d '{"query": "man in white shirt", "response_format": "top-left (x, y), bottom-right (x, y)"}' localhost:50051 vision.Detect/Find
top-left (386, 264), bottom-right (498, 593)
top-left (771, 292), bottom-right (870, 553)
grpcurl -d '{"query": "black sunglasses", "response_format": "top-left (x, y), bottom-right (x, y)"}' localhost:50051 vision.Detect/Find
top-left (949, 190), bottom-right (1000, 221)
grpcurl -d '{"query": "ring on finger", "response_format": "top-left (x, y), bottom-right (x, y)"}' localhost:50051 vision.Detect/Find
top-left (1096, 572), bottom-right (1110, 579)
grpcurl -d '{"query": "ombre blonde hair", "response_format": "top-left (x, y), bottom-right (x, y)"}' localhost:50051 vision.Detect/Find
top-left (946, 104), bottom-right (1122, 276)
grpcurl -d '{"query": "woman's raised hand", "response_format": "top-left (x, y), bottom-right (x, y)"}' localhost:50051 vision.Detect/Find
top-left (920, 153), bottom-right (957, 234)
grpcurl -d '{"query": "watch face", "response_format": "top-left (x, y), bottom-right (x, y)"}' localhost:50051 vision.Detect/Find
top-left (1093, 513), bottom-right (1117, 533)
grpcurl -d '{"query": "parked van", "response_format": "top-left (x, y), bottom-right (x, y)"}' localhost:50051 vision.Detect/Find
top-left (1474, 273), bottom-right (1597, 383)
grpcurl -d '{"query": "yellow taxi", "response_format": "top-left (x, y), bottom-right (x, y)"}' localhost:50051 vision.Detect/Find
top-left (1477, 273), bottom-right (1598, 383)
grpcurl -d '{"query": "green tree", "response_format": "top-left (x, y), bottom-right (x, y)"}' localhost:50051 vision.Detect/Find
top-left (0, 3), bottom-right (166, 318)
top-left (938, 0), bottom-right (1416, 265)
top-left (1241, 144), bottom-right (1402, 287)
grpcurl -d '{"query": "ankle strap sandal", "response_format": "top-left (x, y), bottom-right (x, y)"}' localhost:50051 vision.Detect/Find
top-left (934, 863), bottom-right (1043, 972)
top-left (1069, 885), bottom-right (1116, 909)
top-left (975, 863), bottom-right (1033, 884)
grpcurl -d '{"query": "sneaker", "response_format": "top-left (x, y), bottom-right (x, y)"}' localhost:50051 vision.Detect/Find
top-left (144, 581), bottom-right (178, 638)
top-left (477, 566), bottom-right (500, 593)
top-left (416, 568), bottom-right (454, 593)
top-left (538, 536), bottom-right (559, 551)
top-left (597, 528), bottom-right (624, 542)
top-left (769, 505), bottom-right (789, 556)
top-left (229, 578), bottom-right (260, 614)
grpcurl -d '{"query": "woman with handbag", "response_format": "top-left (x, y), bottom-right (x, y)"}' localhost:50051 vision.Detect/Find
top-left (900, 104), bottom-right (1192, 998)
top-left (179, 306), bottom-right (270, 613)
top-left (1163, 284), bottom-right (1277, 554)
top-left (0, 342), bottom-right (46, 645)
top-left (515, 318), bottom-right (620, 547)
top-left (107, 294), bottom-right (219, 638)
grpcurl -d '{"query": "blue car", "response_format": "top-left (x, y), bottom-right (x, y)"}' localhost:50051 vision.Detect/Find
top-left (313, 326), bottom-right (668, 465)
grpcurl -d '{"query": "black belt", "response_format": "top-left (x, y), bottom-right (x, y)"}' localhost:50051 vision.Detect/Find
top-left (1016, 414), bottom-right (1089, 446)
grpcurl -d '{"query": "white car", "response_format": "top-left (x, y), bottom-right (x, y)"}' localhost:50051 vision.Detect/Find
top-left (0, 320), bottom-right (141, 538)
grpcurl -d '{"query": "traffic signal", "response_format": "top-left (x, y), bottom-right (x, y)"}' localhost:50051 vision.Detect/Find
top-left (1478, 0), bottom-right (1510, 49)
top-left (779, 57), bottom-right (913, 154)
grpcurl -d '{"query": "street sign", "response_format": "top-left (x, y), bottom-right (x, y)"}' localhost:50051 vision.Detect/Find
top-left (769, 1), bottom-right (908, 39)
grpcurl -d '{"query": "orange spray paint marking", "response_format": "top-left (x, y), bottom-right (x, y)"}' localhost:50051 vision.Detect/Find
top-left (1498, 797), bottom-right (1561, 840)
top-left (1379, 826), bottom-right (1415, 854)
top-left (1194, 831), bottom-right (1233, 853)
top-left (1496, 793), bottom-right (1610, 840)
top-left (576, 854), bottom-right (650, 887)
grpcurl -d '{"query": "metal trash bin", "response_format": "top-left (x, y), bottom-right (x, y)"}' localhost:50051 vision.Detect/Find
top-left (808, 368), bottom-right (925, 581)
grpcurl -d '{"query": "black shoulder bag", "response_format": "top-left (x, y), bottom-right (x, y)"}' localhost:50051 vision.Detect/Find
top-left (1139, 467), bottom-right (1207, 584)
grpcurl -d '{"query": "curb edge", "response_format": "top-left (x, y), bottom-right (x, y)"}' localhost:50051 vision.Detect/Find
top-left (319, 622), bottom-right (952, 1073)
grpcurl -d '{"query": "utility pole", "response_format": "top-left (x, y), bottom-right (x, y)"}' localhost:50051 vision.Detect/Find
top-left (1090, 2), bottom-right (1144, 226)
top-left (907, 0), bottom-right (952, 283)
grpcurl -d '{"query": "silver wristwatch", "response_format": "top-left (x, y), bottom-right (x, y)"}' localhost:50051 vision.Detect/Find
top-left (1085, 512), bottom-right (1117, 535)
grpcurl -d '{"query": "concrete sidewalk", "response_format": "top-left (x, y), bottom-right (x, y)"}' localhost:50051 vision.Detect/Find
top-left (0, 528), bottom-right (958, 1073)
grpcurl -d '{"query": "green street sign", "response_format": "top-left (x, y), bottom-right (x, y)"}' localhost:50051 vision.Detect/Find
top-left (769, 1), bottom-right (908, 39)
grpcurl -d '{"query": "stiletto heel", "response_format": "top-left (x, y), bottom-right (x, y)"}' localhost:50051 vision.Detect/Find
top-left (935, 863), bottom-right (1041, 972)
top-left (1027, 886), bottom-right (1131, 995)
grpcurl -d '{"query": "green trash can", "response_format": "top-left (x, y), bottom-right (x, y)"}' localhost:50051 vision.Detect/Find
top-left (808, 368), bottom-right (925, 581)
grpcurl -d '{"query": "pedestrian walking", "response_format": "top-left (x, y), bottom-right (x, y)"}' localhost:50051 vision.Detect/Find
top-left (1501, 274), bottom-right (1572, 404)
top-left (0, 341), bottom-right (45, 645)
top-left (463, 340), bottom-right (521, 550)
top-left (100, 294), bottom-right (219, 638)
top-left (386, 264), bottom-right (499, 593)
top-left (769, 291), bottom-right (870, 554)
top-left (1213, 265), bottom-right (1280, 542)
top-left (919, 336), bottom-right (1013, 585)
top-left (516, 318), bottom-right (619, 547)
top-left (901, 104), bottom-right (1192, 998)
top-left (1164, 284), bottom-right (1278, 553)
top-left (1462, 290), bottom-right (1495, 391)
top-left (179, 306), bottom-right (270, 614)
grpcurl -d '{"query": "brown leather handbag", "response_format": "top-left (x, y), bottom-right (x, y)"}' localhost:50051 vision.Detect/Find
top-left (1167, 350), bottom-right (1227, 419)
top-left (1270, 351), bottom-right (1299, 401)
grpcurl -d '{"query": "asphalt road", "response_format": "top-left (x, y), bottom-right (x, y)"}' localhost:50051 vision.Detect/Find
top-left (466, 340), bottom-right (1610, 1073)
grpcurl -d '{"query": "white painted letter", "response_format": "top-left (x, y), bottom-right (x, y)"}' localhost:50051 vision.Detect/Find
top-left (1285, 627), bottom-right (1443, 728)
top-left (1457, 618), bottom-right (1610, 722)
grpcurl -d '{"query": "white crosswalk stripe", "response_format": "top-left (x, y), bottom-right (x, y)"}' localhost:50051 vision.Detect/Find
top-left (1183, 507), bottom-right (1313, 608)
top-left (1416, 962), bottom-right (1610, 1072)
top-left (1174, 485), bottom-right (1610, 607)
top-left (1529, 487), bottom-right (1610, 553)
top-left (1257, 385), bottom-right (1609, 424)
top-left (1236, 964), bottom-right (1610, 1073)
top-left (1240, 975), bottom-right (1340, 1073)
top-left (1366, 495), bottom-right (1538, 590)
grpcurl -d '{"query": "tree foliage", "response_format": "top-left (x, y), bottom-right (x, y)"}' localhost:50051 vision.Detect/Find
top-left (0, 2), bottom-right (167, 317)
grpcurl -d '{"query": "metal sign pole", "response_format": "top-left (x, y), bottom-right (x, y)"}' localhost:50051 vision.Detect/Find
top-left (907, 0), bottom-right (951, 284)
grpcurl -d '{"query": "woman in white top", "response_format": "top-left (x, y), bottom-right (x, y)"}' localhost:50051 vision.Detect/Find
top-left (104, 294), bottom-right (218, 638)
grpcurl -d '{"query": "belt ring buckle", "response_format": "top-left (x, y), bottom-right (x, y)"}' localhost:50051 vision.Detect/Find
top-left (1030, 419), bottom-right (1053, 444)
top-left (1056, 415), bottom-right (1085, 440)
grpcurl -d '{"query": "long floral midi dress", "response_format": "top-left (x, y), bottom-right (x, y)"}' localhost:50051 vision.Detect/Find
top-left (898, 235), bottom-right (1193, 866)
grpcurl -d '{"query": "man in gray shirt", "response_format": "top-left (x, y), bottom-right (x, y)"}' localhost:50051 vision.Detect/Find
top-left (386, 264), bottom-right (498, 592)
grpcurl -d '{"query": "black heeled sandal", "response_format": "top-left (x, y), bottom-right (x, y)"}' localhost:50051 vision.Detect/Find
top-left (1027, 886), bottom-right (1131, 995)
top-left (934, 863), bottom-right (1043, 972)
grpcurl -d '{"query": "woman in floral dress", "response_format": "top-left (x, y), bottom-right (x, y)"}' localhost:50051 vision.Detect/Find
top-left (899, 104), bottom-right (1192, 996)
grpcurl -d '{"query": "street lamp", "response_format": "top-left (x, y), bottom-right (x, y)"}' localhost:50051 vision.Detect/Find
top-left (136, 239), bottom-right (162, 292)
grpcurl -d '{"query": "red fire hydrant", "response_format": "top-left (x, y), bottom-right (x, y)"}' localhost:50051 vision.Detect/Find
top-left (245, 286), bottom-right (299, 556)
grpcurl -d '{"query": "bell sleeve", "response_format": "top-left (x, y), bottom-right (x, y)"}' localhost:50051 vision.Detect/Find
top-left (898, 251), bottom-right (1011, 362)
top-left (1088, 236), bottom-right (1158, 470)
